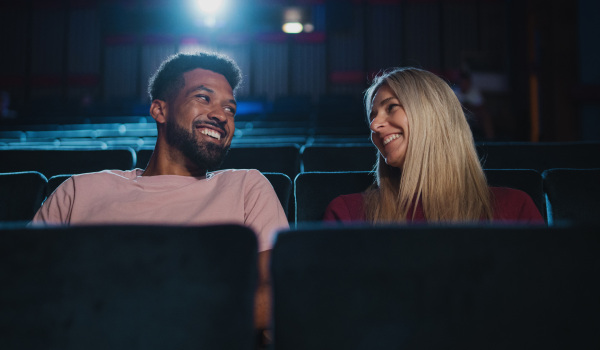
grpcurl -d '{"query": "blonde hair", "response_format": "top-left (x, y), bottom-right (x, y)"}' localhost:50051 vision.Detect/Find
top-left (363, 67), bottom-right (493, 223)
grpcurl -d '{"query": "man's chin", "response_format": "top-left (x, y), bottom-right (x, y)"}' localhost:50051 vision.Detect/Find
top-left (194, 144), bottom-right (230, 170)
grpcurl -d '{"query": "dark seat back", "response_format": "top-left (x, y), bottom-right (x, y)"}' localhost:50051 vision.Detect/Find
top-left (543, 168), bottom-right (600, 225)
top-left (0, 148), bottom-right (136, 178)
top-left (271, 225), bottom-right (600, 349)
top-left (477, 142), bottom-right (600, 172)
top-left (0, 171), bottom-right (48, 222)
top-left (263, 172), bottom-right (293, 221)
top-left (301, 145), bottom-right (375, 172)
top-left (0, 224), bottom-right (258, 350)
top-left (294, 171), bottom-right (373, 225)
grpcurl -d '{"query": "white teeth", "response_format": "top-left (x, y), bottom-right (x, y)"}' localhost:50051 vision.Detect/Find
top-left (200, 128), bottom-right (221, 140)
top-left (383, 134), bottom-right (401, 145)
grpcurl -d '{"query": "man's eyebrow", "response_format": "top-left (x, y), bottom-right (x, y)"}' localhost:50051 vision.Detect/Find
top-left (186, 85), bottom-right (214, 96)
top-left (186, 85), bottom-right (236, 106)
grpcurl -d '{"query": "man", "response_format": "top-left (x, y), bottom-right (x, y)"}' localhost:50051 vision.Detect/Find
top-left (32, 52), bottom-right (288, 340)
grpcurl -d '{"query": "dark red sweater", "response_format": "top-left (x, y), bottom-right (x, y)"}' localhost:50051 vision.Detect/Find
top-left (323, 187), bottom-right (545, 224)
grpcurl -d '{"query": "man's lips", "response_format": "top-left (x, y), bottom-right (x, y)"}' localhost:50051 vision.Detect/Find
top-left (194, 122), bottom-right (226, 140)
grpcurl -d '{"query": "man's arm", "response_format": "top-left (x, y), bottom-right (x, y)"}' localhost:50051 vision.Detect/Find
top-left (31, 176), bottom-right (75, 224)
top-left (255, 250), bottom-right (272, 344)
top-left (241, 170), bottom-right (288, 346)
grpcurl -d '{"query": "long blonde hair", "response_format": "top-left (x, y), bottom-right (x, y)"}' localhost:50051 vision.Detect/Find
top-left (363, 68), bottom-right (493, 223)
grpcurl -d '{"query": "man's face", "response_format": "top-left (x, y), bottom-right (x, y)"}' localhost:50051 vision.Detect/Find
top-left (165, 68), bottom-right (236, 170)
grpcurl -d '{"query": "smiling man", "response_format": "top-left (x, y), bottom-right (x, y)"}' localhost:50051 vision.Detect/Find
top-left (32, 52), bottom-right (288, 341)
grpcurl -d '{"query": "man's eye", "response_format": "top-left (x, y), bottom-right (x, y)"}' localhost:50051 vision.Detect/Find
top-left (196, 95), bottom-right (209, 102)
top-left (224, 106), bottom-right (236, 114)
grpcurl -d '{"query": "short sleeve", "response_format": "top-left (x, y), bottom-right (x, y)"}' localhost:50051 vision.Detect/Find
top-left (31, 177), bottom-right (75, 224)
top-left (243, 170), bottom-right (289, 252)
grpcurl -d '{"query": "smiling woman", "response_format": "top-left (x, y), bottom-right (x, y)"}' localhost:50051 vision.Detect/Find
top-left (323, 67), bottom-right (544, 225)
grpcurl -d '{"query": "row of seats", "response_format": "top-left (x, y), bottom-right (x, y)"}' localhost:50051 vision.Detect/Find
top-left (2, 168), bottom-right (598, 226)
top-left (1, 223), bottom-right (599, 349)
top-left (2, 142), bottom-right (600, 180)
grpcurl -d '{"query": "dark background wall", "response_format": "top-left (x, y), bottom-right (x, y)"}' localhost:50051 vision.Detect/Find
top-left (0, 0), bottom-right (598, 142)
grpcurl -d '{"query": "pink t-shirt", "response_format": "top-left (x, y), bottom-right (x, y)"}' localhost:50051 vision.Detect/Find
top-left (32, 169), bottom-right (289, 251)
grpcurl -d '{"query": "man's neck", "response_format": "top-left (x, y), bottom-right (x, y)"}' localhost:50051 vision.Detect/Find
top-left (141, 142), bottom-right (207, 177)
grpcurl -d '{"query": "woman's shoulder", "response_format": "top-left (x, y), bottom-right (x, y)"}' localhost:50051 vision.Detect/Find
top-left (489, 187), bottom-right (544, 223)
top-left (323, 192), bottom-right (365, 222)
top-left (332, 192), bottom-right (364, 202)
top-left (490, 186), bottom-right (530, 199)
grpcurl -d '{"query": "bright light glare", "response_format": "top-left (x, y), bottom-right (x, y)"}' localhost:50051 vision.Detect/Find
top-left (282, 22), bottom-right (303, 34)
top-left (193, 0), bottom-right (225, 15)
top-left (204, 16), bottom-right (217, 27)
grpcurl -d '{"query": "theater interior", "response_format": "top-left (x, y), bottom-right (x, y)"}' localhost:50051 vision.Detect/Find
top-left (1, 0), bottom-right (599, 349)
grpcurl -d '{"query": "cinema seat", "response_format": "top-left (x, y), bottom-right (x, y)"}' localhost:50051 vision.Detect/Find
top-left (263, 172), bottom-right (293, 221)
top-left (300, 144), bottom-right (376, 172)
top-left (477, 142), bottom-right (600, 172)
top-left (271, 225), bottom-right (600, 350)
top-left (0, 224), bottom-right (258, 350)
top-left (0, 171), bottom-right (47, 222)
top-left (0, 148), bottom-right (137, 178)
top-left (543, 168), bottom-right (600, 225)
top-left (294, 171), bottom-right (373, 225)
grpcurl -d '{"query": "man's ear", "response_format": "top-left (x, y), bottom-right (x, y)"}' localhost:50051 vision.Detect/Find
top-left (150, 100), bottom-right (168, 124)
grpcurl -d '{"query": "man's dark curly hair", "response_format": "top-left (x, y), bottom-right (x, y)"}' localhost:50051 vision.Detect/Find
top-left (148, 52), bottom-right (242, 103)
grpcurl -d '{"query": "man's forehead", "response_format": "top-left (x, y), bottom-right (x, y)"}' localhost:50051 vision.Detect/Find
top-left (183, 68), bottom-right (231, 87)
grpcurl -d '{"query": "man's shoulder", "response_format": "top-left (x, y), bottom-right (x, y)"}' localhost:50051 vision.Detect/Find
top-left (71, 169), bottom-right (138, 180)
top-left (48, 169), bottom-right (138, 199)
top-left (209, 168), bottom-right (264, 181)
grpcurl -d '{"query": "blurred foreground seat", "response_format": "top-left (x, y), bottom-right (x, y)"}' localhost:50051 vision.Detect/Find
top-left (271, 225), bottom-right (600, 350)
top-left (0, 224), bottom-right (258, 350)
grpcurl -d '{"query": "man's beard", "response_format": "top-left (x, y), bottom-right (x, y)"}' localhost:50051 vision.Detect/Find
top-left (165, 120), bottom-right (229, 171)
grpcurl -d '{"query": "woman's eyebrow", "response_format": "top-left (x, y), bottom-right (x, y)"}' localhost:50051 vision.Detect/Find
top-left (379, 97), bottom-right (395, 106)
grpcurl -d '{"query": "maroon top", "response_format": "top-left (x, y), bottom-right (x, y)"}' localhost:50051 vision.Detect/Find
top-left (323, 187), bottom-right (545, 224)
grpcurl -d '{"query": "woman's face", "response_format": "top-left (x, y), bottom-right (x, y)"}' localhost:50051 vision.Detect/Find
top-left (369, 84), bottom-right (410, 169)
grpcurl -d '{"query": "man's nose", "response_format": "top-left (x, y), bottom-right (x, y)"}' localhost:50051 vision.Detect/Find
top-left (208, 108), bottom-right (226, 123)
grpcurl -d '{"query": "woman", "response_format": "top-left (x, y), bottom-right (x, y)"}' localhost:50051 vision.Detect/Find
top-left (323, 68), bottom-right (543, 224)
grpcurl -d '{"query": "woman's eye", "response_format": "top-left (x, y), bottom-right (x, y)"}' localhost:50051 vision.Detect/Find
top-left (387, 104), bottom-right (399, 112)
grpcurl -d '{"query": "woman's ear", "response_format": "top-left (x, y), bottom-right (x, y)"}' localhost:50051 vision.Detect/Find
top-left (150, 100), bottom-right (167, 124)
